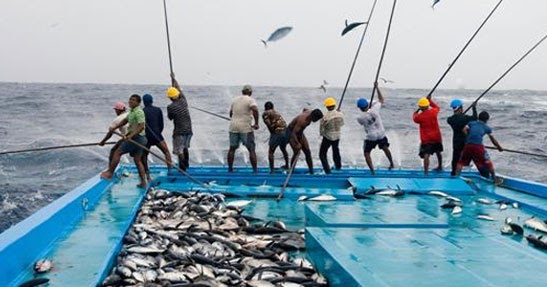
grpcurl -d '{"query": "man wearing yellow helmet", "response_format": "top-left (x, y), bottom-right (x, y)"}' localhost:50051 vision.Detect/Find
top-left (319, 97), bottom-right (344, 174)
top-left (413, 95), bottom-right (443, 175)
top-left (167, 73), bottom-right (193, 171)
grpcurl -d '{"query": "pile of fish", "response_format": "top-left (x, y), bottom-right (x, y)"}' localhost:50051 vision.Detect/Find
top-left (102, 189), bottom-right (328, 287)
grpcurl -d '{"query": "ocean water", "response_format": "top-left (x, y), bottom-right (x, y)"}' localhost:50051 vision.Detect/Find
top-left (0, 82), bottom-right (546, 232)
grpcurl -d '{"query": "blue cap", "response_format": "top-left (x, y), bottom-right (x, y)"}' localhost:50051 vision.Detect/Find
top-left (450, 99), bottom-right (463, 109)
top-left (357, 98), bottom-right (369, 109)
top-left (143, 94), bottom-right (153, 106)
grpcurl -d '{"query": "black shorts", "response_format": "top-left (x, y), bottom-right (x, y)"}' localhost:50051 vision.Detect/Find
top-left (419, 142), bottom-right (443, 158)
top-left (364, 137), bottom-right (390, 153)
top-left (269, 132), bottom-right (288, 149)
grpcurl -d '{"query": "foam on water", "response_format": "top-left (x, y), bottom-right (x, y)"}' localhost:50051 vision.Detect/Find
top-left (0, 82), bottom-right (546, 232)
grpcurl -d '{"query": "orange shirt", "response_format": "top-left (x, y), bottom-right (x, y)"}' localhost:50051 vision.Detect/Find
top-left (413, 99), bottom-right (442, 144)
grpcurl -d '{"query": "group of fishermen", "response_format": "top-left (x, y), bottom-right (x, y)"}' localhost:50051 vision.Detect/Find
top-left (98, 76), bottom-right (504, 188)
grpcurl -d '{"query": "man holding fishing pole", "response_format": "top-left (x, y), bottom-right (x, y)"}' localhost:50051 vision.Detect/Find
top-left (319, 97), bottom-right (344, 174)
top-left (99, 102), bottom-right (128, 166)
top-left (167, 73), bottom-right (193, 171)
top-left (287, 109), bottom-right (324, 174)
top-left (357, 82), bottom-right (394, 175)
top-left (227, 85), bottom-right (259, 174)
top-left (262, 101), bottom-right (290, 174)
top-left (142, 94), bottom-right (172, 180)
top-left (447, 99), bottom-right (477, 176)
top-left (413, 95), bottom-right (443, 175)
top-left (101, 94), bottom-right (148, 188)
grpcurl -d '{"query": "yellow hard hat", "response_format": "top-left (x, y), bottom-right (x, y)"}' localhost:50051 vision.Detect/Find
top-left (167, 87), bottom-right (180, 98)
top-left (324, 97), bottom-right (336, 107)
top-left (417, 97), bottom-right (430, 108)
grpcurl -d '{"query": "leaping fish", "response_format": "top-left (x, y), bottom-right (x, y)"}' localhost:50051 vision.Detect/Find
top-left (432, 0), bottom-right (441, 9)
top-left (261, 26), bottom-right (293, 48)
top-left (341, 20), bottom-right (367, 36)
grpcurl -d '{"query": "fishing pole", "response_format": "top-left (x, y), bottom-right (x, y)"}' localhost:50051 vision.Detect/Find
top-left (111, 130), bottom-right (210, 190)
top-left (162, 0), bottom-right (174, 75)
top-left (427, 0), bottom-right (504, 97)
top-left (162, 0), bottom-right (229, 123)
top-left (485, 146), bottom-right (547, 159)
top-left (277, 150), bottom-right (300, 201)
top-left (337, 0), bottom-right (378, 111)
top-left (0, 142), bottom-right (116, 156)
top-left (191, 106), bottom-right (230, 121)
top-left (464, 32), bottom-right (547, 114)
top-left (369, 0), bottom-right (397, 107)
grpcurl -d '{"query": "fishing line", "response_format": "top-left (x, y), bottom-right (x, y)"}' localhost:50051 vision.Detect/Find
top-left (337, 0), bottom-right (379, 111)
top-left (162, 0), bottom-right (174, 75)
top-left (485, 146), bottom-right (547, 158)
top-left (0, 142), bottom-right (116, 156)
top-left (464, 32), bottom-right (547, 113)
top-left (369, 0), bottom-right (397, 106)
top-left (428, 0), bottom-right (504, 97)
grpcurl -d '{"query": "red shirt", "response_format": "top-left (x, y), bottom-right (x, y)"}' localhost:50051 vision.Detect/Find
top-left (413, 99), bottom-right (442, 144)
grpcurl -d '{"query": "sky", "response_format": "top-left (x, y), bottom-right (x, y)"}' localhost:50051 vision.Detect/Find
top-left (0, 0), bottom-right (546, 90)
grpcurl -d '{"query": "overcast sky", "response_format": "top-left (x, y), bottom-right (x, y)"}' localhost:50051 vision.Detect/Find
top-left (0, 0), bottom-right (546, 90)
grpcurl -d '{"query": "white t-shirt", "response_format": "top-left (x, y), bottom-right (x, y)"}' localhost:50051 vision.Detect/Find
top-left (109, 112), bottom-right (128, 135)
top-left (357, 102), bottom-right (385, 141)
top-left (229, 95), bottom-right (258, 133)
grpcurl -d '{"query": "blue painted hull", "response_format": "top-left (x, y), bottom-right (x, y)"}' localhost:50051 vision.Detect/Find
top-left (0, 166), bottom-right (546, 287)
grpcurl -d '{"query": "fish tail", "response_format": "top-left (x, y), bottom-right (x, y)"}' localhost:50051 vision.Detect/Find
top-left (260, 40), bottom-right (267, 48)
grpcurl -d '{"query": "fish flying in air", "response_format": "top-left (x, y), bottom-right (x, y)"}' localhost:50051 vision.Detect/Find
top-left (342, 20), bottom-right (367, 36)
top-left (432, 0), bottom-right (441, 9)
top-left (318, 80), bottom-right (328, 93)
top-left (261, 26), bottom-right (293, 48)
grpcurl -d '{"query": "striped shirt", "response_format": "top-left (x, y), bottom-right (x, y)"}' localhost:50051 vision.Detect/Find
top-left (167, 94), bottom-right (193, 135)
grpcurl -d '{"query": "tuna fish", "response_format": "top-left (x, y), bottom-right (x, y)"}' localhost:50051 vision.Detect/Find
top-left (524, 217), bottom-right (547, 233)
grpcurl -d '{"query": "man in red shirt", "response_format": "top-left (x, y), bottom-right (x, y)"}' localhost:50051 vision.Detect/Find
top-left (413, 96), bottom-right (443, 175)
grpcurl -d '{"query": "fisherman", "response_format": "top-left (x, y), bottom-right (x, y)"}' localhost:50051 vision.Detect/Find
top-left (262, 101), bottom-right (289, 174)
top-left (142, 94), bottom-right (172, 180)
top-left (319, 97), bottom-right (344, 174)
top-left (100, 94), bottom-right (147, 188)
top-left (227, 85), bottom-right (259, 173)
top-left (167, 73), bottom-right (192, 171)
top-left (413, 95), bottom-right (443, 175)
top-left (447, 99), bottom-right (477, 176)
top-left (287, 109), bottom-right (324, 174)
top-left (454, 111), bottom-right (503, 184)
top-left (356, 82), bottom-right (394, 174)
top-left (99, 102), bottom-right (128, 166)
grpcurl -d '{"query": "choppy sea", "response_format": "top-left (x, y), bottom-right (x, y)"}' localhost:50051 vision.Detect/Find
top-left (0, 82), bottom-right (546, 232)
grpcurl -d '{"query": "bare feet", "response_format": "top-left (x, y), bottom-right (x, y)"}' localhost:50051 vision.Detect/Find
top-left (494, 177), bottom-right (504, 186)
top-left (434, 166), bottom-right (443, 172)
top-left (100, 171), bottom-right (113, 181)
top-left (280, 165), bottom-right (289, 170)
top-left (388, 164), bottom-right (394, 171)
top-left (137, 182), bottom-right (147, 188)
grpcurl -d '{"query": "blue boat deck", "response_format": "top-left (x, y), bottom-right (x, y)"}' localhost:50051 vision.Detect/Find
top-left (1, 166), bottom-right (546, 287)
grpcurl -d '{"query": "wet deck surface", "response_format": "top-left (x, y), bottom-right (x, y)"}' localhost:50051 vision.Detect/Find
top-left (12, 171), bottom-right (146, 287)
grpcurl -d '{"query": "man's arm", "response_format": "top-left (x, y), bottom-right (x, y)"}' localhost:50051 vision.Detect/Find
top-left (109, 118), bottom-right (128, 133)
top-left (251, 106), bottom-right (259, 130)
top-left (171, 72), bottom-right (181, 91)
top-left (375, 81), bottom-right (385, 104)
top-left (488, 134), bottom-right (503, 151)
top-left (462, 125), bottom-right (469, 135)
top-left (471, 103), bottom-right (478, 120)
top-left (126, 123), bottom-right (145, 140)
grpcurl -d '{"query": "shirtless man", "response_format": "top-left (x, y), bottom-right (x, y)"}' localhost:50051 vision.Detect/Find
top-left (286, 109), bottom-right (323, 174)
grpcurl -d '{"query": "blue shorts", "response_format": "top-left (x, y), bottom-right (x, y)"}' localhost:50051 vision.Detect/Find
top-left (229, 132), bottom-right (255, 150)
top-left (120, 135), bottom-right (147, 157)
top-left (269, 131), bottom-right (288, 149)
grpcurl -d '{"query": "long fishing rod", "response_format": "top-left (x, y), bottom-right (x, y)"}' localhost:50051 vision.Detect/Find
top-left (369, 0), bottom-right (397, 107)
top-left (485, 146), bottom-right (547, 158)
top-left (277, 150), bottom-right (300, 201)
top-left (337, 0), bottom-right (379, 111)
top-left (0, 142), bottom-right (116, 156)
top-left (111, 130), bottom-right (210, 190)
top-left (464, 33), bottom-right (547, 114)
top-left (427, 0), bottom-right (504, 97)
top-left (162, 0), bottom-right (229, 122)
top-left (162, 0), bottom-right (174, 75)
top-left (191, 106), bottom-right (230, 121)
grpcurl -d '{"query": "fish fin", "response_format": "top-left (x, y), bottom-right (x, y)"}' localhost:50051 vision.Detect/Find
top-left (345, 19), bottom-right (348, 27)
top-left (261, 39), bottom-right (267, 48)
